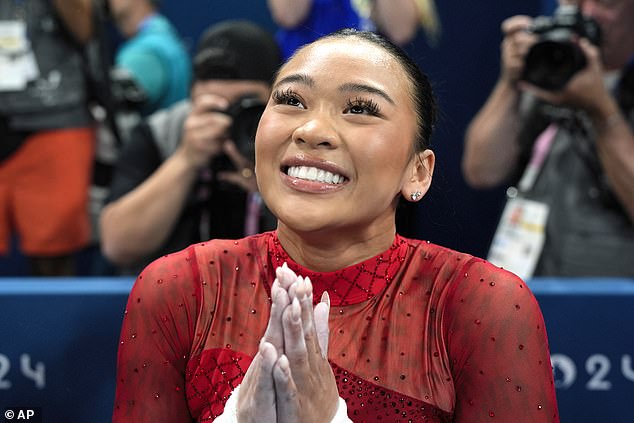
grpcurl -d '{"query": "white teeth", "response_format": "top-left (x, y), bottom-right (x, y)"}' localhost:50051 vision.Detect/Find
top-left (286, 166), bottom-right (345, 184)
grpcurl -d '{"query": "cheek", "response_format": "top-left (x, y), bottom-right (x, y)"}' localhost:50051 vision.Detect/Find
top-left (355, 127), bottom-right (412, 176)
top-left (255, 111), bottom-right (291, 168)
top-left (255, 113), bottom-right (278, 152)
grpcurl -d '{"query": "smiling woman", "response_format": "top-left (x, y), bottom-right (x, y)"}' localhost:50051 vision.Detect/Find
top-left (113, 29), bottom-right (560, 423)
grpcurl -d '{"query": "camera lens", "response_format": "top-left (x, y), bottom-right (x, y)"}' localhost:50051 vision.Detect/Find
top-left (522, 40), bottom-right (587, 90)
top-left (231, 101), bottom-right (265, 162)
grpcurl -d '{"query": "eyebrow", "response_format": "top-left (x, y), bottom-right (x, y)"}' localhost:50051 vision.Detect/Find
top-left (275, 74), bottom-right (395, 105)
top-left (274, 73), bottom-right (315, 88)
top-left (339, 82), bottom-right (395, 105)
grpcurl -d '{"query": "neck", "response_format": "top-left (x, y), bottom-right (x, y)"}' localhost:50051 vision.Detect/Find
top-left (276, 221), bottom-right (397, 272)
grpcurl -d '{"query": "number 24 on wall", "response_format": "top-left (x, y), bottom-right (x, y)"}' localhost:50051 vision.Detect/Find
top-left (0, 354), bottom-right (45, 389)
top-left (552, 354), bottom-right (634, 390)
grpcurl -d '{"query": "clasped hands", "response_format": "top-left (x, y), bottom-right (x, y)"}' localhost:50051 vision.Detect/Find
top-left (237, 263), bottom-right (340, 422)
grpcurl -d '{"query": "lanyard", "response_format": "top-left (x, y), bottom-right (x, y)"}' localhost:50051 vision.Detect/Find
top-left (517, 123), bottom-right (558, 193)
top-left (244, 192), bottom-right (262, 236)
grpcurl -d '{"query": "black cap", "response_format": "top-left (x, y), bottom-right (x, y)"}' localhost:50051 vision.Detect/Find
top-left (193, 20), bottom-right (282, 83)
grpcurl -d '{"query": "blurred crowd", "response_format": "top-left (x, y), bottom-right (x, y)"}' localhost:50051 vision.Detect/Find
top-left (0, 0), bottom-right (632, 278)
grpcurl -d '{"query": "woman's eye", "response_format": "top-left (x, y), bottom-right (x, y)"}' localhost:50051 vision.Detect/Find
top-left (272, 88), bottom-right (304, 108)
top-left (345, 98), bottom-right (381, 116)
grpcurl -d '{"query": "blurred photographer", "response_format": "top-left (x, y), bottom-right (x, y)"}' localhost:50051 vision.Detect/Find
top-left (99, 20), bottom-right (281, 274)
top-left (0, 0), bottom-right (95, 276)
top-left (462, 0), bottom-right (634, 278)
top-left (106, 0), bottom-right (191, 115)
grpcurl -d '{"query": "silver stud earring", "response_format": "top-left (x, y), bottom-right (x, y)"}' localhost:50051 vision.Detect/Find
top-left (410, 191), bottom-right (422, 201)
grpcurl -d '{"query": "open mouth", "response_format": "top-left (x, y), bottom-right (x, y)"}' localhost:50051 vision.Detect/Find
top-left (283, 165), bottom-right (347, 184)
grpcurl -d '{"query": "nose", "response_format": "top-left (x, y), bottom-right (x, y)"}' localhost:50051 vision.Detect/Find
top-left (291, 111), bottom-right (340, 150)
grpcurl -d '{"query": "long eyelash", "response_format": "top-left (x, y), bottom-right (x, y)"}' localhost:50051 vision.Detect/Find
top-left (272, 87), bottom-right (298, 103)
top-left (347, 97), bottom-right (381, 115)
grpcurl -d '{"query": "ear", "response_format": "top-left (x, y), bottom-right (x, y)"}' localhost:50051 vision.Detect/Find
top-left (401, 149), bottom-right (435, 202)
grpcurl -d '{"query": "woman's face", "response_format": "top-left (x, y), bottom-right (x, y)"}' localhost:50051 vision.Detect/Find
top-left (255, 37), bottom-right (432, 236)
top-left (580, 0), bottom-right (634, 69)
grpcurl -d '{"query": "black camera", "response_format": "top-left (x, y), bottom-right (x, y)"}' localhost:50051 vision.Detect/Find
top-left (220, 94), bottom-right (266, 162)
top-left (617, 59), bottom-right (634, 115)
top-left (521, 5), bottom-right (601, 90)
top-left (109, 67), bottom-right (148, 110)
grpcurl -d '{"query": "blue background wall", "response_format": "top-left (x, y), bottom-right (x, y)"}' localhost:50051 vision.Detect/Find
top-left (0, 0), bottom-right (545, 275)
top-left (2, 278), bottom-right (633, 423)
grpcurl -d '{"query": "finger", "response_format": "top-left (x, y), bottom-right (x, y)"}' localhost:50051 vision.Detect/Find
top-left (288, 280), bottom-right (298, 301)
top-left (276, 262), bottom-right (298, 290)
top-left (517, 80), bottom-right (563, 104)
top-left (296, 277), bottom-right (321, 358)
top-left (183, 113), bottom-right (232, 149)
top-left (501, 15), bottom-right (533, 35)
top-left (192, 112), bottom-right (232, 129)
top-left (513, 31), bottom-right (537, 56)
top-left (223, 140), bottom-right (251, 171)
top-left (273, 355), bottom-right (299, 423)
top-left (578, 38), bottom-right (600, 65)
top-left (263, 280), bottom-right (291, 355)
top-left (314, 291), bottom-right (331, 359)
top-left (190, 92), bottom-right (229, 111)
top-left (282, 297), bottom-right (308, 370)
top-left (236, 341), bottom-right (278, 422)
top-left (255, 341), bottom-right (278, 402)
top-left (248, 342), bottom-right (278, 419)
top-left (216, 171), bottom-right (257, 193)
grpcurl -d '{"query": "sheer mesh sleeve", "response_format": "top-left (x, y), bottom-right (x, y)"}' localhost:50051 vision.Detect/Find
top-left (444, 260), bottom-right (559, 422)
top-left (113, 247), bottom-right (201, 422)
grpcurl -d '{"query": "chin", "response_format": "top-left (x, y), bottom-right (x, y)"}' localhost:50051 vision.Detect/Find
top-left (276, 210), bottom-right (330, 233)
top-left (277, 204), bottom-right (353, 236)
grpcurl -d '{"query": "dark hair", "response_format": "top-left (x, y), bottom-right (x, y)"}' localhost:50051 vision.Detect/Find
top-left (314, 29), bottom-right (438, 152)
top-left (194, 20), bottom-right (281, 83)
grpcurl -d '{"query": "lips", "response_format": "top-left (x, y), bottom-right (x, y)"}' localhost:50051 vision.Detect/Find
top-left (285, 166), bottom-right (346, 184)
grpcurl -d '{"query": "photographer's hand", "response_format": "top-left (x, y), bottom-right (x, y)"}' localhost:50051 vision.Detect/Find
top-left (518, 38), bottom-right (611, 113)
top-left (217, 140), bottom-right (258, 193)
top-left (462, 15), bottom-right (536, 188)
top-left (519, 38), bottom-right (634, 222)
top-left (177, 94), bottom-right (232, 170)
top-left (500, 15), bottom-right (538, 86)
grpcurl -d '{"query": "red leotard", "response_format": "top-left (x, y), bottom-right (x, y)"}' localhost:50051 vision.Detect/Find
top-left (113, 231), bottom-right (559, 422)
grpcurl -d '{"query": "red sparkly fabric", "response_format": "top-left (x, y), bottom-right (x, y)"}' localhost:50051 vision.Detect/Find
top-left (113, 231), bottom-right (559, 422)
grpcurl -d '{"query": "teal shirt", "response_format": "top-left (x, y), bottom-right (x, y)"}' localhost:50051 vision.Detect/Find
top-left (116, 14), bottom-right (191, 114)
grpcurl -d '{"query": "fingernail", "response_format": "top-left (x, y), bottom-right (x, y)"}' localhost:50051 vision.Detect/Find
top-left (297, 276), bottom-right (306, 300)
top-left (304, 276), bottom-right (313, 296)
top-left (321, 291), bottom-right (330, 307)
top-left (279, 354), bottom-right (290, 374)
top-left (292, 297), bottom-right (301, 322)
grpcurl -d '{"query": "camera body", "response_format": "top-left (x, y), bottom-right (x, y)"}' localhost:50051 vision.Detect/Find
top-left (220, 94), bottom-right (266, 162)
top-left (109, 67), bottom-right (148, 110)
top-left (521, 5), bottom-right (601, 90)
top-left (617, 58), bottom-right (634, 116)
